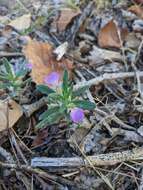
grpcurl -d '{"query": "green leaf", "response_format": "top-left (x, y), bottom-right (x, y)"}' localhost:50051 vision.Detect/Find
top-left (2, 58), bottom-right (14, 77)
top-left (36, 111), bottom-right (64, 128)
top-left (37, 85), bottom-right (55, 95)
top-left (37, 106), bottom-right (66, 128)
top-left (39, 106), bottom-right (60, 120)
top-left (73, 100), bottom-right (96, 110)
top-left (72, 86), bottom-right (89, 97)
top-left (16, 70), bottom-right (27, 77)
top-left (0, 82), bottom-right (4, 89)
top-left (36, 117), bottom-right (50, 129)
top-left (47, 112), bottom-right (63, 123)
top-left (62, 70), bottom-right (68, 94)
top-left (67, 82), bottom-right (73, 97)
top-left (22, 78), bottom-right (32, 85)
top-left (63, 70), bottom-right (68, 87)
top-left (0, 75), bottom-right (9, 80)
top-left (47, 93), bottom-right (63, 104)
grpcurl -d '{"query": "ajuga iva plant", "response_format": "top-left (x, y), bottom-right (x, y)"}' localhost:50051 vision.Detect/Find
top-left (36, 70), bottom-right (96, 128)
top-left (0, 58), bottom-right (31, 98)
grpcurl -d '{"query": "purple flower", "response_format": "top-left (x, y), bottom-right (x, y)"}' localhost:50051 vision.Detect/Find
top-left (26, 63), bottom-right (33, 70)
top-left (44, 72), bottom-right (60, 87)
top-left (70, 108), bottom-right (84, 123)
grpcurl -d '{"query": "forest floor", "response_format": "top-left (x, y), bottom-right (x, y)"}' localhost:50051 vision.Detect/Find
top-left (0, 0), bottom-right (143, 189)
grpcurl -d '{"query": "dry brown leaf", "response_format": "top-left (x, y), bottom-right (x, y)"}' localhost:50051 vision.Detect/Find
top-left (23, 39), bottom-right (73, 84)
top-left (0, 99), bottom-right (23, 132)
top-left (98, 20), bottom-right (128, 49)
top-left (57, 8), bottom-right (81, 31)
top-left (8, 14), bottom-right (31, 31)
top-left (128, 5), bottom-right (143, 19)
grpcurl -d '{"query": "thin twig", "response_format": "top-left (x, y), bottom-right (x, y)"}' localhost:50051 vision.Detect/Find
top-left (0, 52), bottom-right (23, 57)
top-left (10, 130), bottom-right (28, 164)
top-left (22, 97), bottom-right (47, 117)
top-left (31, 147), bottom-right (143, 167)
top-left (74, 71), bottom-right (143, 90)
top-left (11, 128), bottom-right (33, 154)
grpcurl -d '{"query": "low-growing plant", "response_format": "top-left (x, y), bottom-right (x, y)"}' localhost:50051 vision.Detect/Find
top-left (0, 58), bottom-right (31, 98)
top-left (36, 70), bottom-right (96, 128)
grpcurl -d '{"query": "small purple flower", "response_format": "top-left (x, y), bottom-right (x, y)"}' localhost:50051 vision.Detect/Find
top-left (44, 72), bottom-right (60, 87)
top-left (26, 63), bottom-right (33, 70)
top-left (70, 108), bottom-right (84, 123)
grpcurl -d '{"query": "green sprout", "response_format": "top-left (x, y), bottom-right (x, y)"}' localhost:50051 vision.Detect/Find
top-left (0, 58), bottom-right (31, 98)
top-left (36, 70), bottom-right (96, 128)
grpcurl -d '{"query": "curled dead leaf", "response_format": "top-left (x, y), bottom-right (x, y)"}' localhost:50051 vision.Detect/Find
top-left (0, 99), bottom-right (23, 132)
top-left (23, 39), bottom-right (73, 84)
top-left (128, 5), bottom-right (143, 19)
top-left (98, 19), bottom-right (128, 49)
top-left (57, 8), bottom-right (81, 31)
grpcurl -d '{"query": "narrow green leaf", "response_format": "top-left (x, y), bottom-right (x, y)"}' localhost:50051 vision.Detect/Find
top-left (39, 106), bottom-right (60, 120)
top-left (36, 111), bottom-right (64, 128)
top-left (47, 112), bottom-right (63, 124)
top-left (48, 93), bottom-right (62, 100)
top-left (36, 117), bottom-right (50, 129)
top-left (67, 83), bottom-right (73, 97)
top-left (16, 70), bottom-right (27, 77)
top-left (0, 75), bottom-right (9, 80)
top-left (62, 70), bottom-right (68, 94)
top-left (63, 70), bottom-right (68, 86)
top-left (72, 86), bottom-right (89, 97)
top-left (22, 78), bottom-right (32, 85)
top-left (0, 82), bottom-right (4, 89)
top-left (37, 85), bottom-right (55, 95)
top-left (73, 100), bottom-right (96, 110)
top-left (2, 58), bottom-right (14, 77)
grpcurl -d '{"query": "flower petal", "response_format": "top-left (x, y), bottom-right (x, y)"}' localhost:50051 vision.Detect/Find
top-left (70, 108), bottom-right (84, 123)
top-left (26, 63), bottom-right (33, 70)
top-left (44, 72), bottom-right (60, 86)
